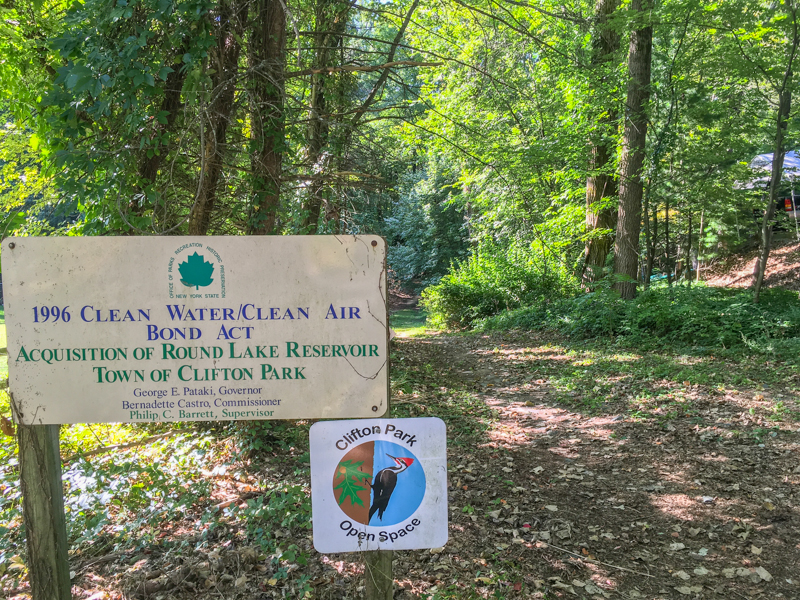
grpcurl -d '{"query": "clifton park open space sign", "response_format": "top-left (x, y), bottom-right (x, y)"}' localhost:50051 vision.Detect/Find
top-left (309, 418), bottom-right (448, 552)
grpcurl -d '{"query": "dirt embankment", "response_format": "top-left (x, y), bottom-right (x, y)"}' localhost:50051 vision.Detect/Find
top-left (703, 239), bottom-right (800, 291)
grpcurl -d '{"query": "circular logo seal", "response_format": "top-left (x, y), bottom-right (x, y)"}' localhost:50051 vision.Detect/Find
top-left (167, 243), bottom-right (226, 299)
top-left (332, 440), bottom-right (426, 527)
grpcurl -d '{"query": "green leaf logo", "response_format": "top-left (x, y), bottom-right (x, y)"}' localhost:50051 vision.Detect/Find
top-left (178, 252), bottom-right (214, 289)
top-left (333, 460), bottom-right (372, 507)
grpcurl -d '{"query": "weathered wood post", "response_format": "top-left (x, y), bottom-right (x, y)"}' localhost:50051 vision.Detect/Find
top-left (16, 422), bottom-right (71, 600)
top-left (365, 245), bottom-right (393, 600)
top-left (365, 550), bottom-right (393, 599)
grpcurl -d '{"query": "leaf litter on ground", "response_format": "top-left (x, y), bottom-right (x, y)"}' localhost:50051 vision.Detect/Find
top-left (1, 326), bottom-right (799, 599)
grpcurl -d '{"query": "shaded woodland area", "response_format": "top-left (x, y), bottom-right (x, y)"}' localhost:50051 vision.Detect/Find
top-left (1, 0), bottom-right (800, 296)
top-left (1, 0), bottom-right (800, 598)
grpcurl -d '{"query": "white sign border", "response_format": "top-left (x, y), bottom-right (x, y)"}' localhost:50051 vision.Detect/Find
top-left (310, 417), bottom-right (448, 553)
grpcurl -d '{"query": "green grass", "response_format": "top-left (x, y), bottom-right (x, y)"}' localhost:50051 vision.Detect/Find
top-left (390, 307), bottom-right (430, 337)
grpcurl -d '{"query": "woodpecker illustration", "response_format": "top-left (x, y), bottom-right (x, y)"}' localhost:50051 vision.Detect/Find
top-left (368, 454), bottom-right (415, 522)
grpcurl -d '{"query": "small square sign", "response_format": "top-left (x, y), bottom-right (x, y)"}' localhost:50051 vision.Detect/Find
top-left (310, 418), bottom-right (448, 553)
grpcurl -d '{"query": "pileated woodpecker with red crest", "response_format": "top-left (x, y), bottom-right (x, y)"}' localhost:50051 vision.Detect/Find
top-left (369, 454), bottom-right (414, 521)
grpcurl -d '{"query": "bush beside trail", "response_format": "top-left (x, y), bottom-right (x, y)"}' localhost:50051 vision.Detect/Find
top-left (420, 242), bottom-right (580, 329)
top-left (473, 286), bottom-right (800, 354)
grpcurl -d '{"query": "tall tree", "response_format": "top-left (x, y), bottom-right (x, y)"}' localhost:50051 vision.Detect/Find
top-left (750, 0), bottom-right (800, 302)
top-left (188, 0), bottom-right (244, 235)
top-left (583, 0), bottom-right (621, 284)
top-left (248, 0), bottom-right (287, 234)
top-left (302, 0), bottom-right (350, 232)
top-left (613, 0), bottom-right (652, 299)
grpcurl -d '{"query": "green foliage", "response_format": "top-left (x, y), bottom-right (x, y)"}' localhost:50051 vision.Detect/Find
top-left (232, 485), bottom-right (311, 566)
top-left (62, 433), bottom-right (214, 548)
top-left (0, 424), bottom-right (218, 589)
top-left (421, 240), bottom-right (580, 329)
top-left (0, 114), bottom-right (75, 243)
top-left (41, 0), bottom-right (217, 233)
top-left (479, 285), bottom-right (800, 354)
top-left (224, 420), bottom-right (310, 460)
top-left (385, 160), bottom-right (469, 288)
top-left (0, 435), bottom-right (20, 585)
top-left (0, 0), bottom-right (62, 122)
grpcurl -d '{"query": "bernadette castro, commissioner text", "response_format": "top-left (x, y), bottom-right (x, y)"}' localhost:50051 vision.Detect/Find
top-left (128, 386), bottom-right (280, 407)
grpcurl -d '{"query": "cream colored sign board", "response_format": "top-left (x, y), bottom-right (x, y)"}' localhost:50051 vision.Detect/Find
top-left (3, 236), bottom-right (388, 425)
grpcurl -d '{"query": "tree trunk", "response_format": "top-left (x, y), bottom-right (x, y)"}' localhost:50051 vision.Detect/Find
top-left (583, 0), bottom-right (620, 284)
top-left (585, 146), bottom-right (618, 283)
top-left (685, 209), bottom-right (693, 287)
top-left (696, 209), bottom-right (704, 283)
top-left (754, 87), bottom-right (792, 302)
top-left (643, 186), bottom-right (656, 289)
top-left (247, 0), bottom-right (286, 235)
top-left (664, 197), bottom-right (672, 286)
top-left (613, 0), bottom-right (652, 299)
top-left (188, 0), bottom-right (242, 235)
top-left (302, 0), bottom-right (349, 233)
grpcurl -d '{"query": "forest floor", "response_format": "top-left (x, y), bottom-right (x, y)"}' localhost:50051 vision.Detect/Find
top-left (703, 237), bottom-right (800, 291)
top-left (13, 304), bottom-right (793, 600)
top-left (3, 277), bottom-right (800, 600)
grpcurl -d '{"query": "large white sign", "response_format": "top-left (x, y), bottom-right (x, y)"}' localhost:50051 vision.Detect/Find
top-left (3, 236), bottom-right (388, 425)
top-left (310, 418), bottom-right (448, 553)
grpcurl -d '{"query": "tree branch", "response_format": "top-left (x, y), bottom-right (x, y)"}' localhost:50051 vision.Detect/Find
top-left (350, 0), bottom-right (421, 127)
top-left (285, 59), bottom-right (441, 78)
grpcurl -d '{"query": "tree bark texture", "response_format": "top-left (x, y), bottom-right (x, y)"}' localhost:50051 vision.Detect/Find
top-left (188, 0), bottom-right (243, 235)
top-left (613, 0), bottom-right (652, 299)
top-left (247, 0), bottom-right (286, 235)
top-left (583, 0), bottom-right (620, 284)
top-left (302, 0), bottom-right (349, 233)
top-left (17, 423), bottom-right (71, 600)
top-left (754, 87), bottom-right (792, 302)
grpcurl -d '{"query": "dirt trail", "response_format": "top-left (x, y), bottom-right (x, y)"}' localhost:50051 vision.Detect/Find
top-left (388, 332), bottom-right (800, 600)
top-left (47, 330), bottom-right (800, 600)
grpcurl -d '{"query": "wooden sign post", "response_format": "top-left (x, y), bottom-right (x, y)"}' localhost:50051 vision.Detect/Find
top-left (365, 550), bottom-right (393, 599)
top-left (16, 422), bottom-right (71, 600)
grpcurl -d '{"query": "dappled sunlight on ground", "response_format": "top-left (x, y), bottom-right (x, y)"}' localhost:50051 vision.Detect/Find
top-left (385, 330), bottom-right (800, 599)
top-left (4, 327), bottom-right (799, 600)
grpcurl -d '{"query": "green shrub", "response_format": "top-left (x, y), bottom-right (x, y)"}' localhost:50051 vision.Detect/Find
top-left (478, 285), bottom-right (800, 353)
top-left (420, 242), bottom-right (580, 328)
